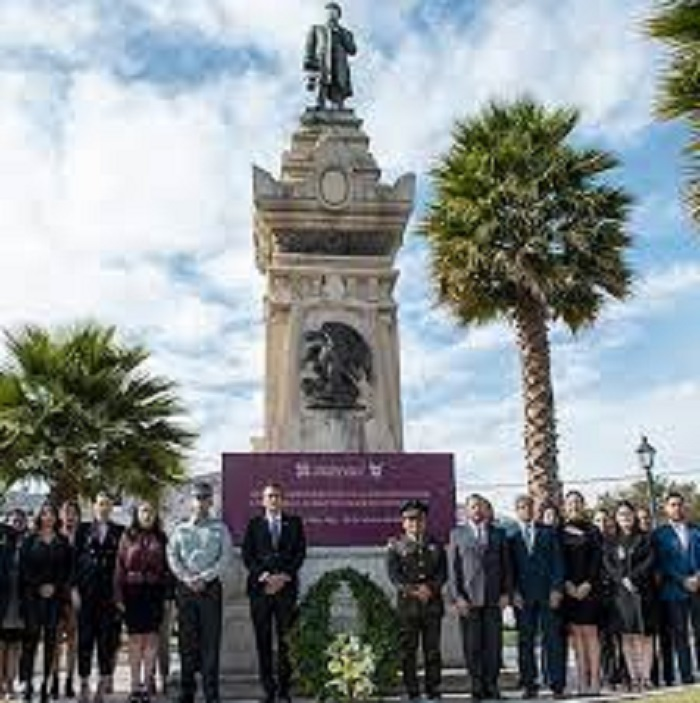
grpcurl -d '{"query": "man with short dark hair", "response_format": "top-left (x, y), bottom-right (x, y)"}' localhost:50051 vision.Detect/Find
top-left (509, 495), bottom-right (566, 699)
top-left (448, 494), bottom-right (512, 701)
top-left (387, 500), bottom-right (446, 703)
top-left (653, 492), bottom-right (700, 684)
top-left (242, 483), bottom-right (306, 703)
top-left (74, 493), bottom-right (124, 703)
top-left (168, 481), bottom-right (232, 703)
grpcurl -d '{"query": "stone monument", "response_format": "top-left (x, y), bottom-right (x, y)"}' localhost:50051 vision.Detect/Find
top-left (219, 5), bottom-right (461, 691)
top-left (252, 114), bottom-right (415, 453)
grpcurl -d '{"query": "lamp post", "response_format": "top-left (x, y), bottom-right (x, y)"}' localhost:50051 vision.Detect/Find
top-left (637, 435), bottom-right (657, 525)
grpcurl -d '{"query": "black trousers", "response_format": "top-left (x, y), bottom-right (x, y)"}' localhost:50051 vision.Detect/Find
top-left (515, 602), bottom-right (566, 693)
top-left (459, 606), bottom-right (502, 698)
top-left (177, 581), bottom-right (222, 703)
top-left (664, 597), bottom-right (700, 684)
top-left (20, 596), bottom-right (61, 688)
top-left (77, 598), bottom-right (122, 680)
top-left (397, 604), bottom-right (442, 699)
top-left (249, 589), bottom-right (297, 697)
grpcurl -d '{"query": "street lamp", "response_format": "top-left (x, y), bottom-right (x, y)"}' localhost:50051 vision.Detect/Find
top-left (636, 435), bottom-right (657, 525)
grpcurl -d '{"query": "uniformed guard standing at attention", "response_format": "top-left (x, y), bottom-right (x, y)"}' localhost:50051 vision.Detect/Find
top-left (387, 500), bottom-right (447, 703)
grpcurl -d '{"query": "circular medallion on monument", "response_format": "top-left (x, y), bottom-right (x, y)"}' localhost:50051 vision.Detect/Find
top-left (318, 167), bottom-right (351, 210)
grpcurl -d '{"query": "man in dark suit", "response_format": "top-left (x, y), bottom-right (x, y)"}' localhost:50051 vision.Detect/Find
top-left (242, 483), bottom-right (306, 703)
top-left (653, 492), bottom-right (700, 685)
top-left (448, 494), bottom-right (512, 701)
top-left (387, 500), bottom-right (446, 703)
top-left (73, 493), bottom-right (124, 703)
top-left (509, 495), bottom-right (566, 699)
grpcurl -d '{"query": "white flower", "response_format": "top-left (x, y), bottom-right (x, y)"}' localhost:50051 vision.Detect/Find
top-left (325, 633), bottom-right (376, 702)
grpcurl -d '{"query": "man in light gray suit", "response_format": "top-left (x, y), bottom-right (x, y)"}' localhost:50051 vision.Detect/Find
top-left (448, 494), bottom-right (512, 701)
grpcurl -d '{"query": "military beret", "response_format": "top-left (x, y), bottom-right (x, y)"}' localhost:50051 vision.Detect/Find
top-left (400, 499), bottom-right (428, 517)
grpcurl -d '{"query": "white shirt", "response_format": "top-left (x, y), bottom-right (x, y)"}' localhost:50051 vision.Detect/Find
top-left (469, 520), bottom-right (487, 546)
top-left (671, 521), bottom-right (690, 551)
top-left (520, 520), bottom-right (536, 552)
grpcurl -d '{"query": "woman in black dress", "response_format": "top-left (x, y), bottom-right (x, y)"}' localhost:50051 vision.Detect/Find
top-left (594, 508), bottom-right (627, 689)
top-left (562, 490), bottom-right (603, 696)
top-left (603, 501), bottom-right (656, 691)
top-left (51, 500), bottom-right (82, 699)
top-left (19, 502), bottom-right (74, 703)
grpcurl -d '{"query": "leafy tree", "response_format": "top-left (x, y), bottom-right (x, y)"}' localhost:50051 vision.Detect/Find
top-left (597, 477), bottom-right (700, 523)
top-left (647, 1), bottom-right (700, 224)
top-left (422, 98), bottom-right (633, 506)
top-left (0, 323), bottom-right (195, 503)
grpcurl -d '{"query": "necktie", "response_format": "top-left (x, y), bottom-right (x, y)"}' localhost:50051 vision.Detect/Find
top-left (270, 519), bottom-right (281, 548)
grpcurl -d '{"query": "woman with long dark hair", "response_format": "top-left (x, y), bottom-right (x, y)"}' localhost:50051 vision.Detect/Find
top-left (594, 508), bottom-right (627, 690)
top-left (115, 502), bottom-right (168, 703)
top-left (51, 501), bottom-right (82, 699)
top-left (0, 510), bottom-right (28, 701)
top-left (603, 501), bottom-right (657, 691)
top-left (561, 490), bottom-right (603, 696)
top-left (19, 503), bottom-right (73, 703)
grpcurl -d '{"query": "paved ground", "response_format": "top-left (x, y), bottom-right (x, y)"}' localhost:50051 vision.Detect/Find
top-left (99, 663), bottom-right (700, 703)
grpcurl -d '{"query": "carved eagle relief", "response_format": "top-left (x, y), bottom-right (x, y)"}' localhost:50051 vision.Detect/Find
top-left (300, 322), bottom-right (372, 410)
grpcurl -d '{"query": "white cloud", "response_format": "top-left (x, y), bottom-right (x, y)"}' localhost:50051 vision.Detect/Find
top-left (362, 0), bottom-right (655, 171)
top-left (0, 0), bottom-right (697, 501)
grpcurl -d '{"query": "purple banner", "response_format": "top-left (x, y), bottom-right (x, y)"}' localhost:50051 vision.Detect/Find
top-left (222, 453), bottom-right (455, 546)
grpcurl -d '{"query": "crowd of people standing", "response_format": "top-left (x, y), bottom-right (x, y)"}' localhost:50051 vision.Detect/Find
top-left (0, 483), bottom-right (698, 703)
top-left (387, 490), bottom-right (700, 701)
top-left (0, 493), bottom-right (176, 703)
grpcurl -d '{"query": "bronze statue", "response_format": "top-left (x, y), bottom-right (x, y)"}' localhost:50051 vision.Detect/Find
top-left (303, 2), bottom-right (357, 110)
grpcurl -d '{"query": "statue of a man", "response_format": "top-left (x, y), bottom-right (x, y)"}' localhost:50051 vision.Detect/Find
top-left (303, 2), bottom-right (357, 110)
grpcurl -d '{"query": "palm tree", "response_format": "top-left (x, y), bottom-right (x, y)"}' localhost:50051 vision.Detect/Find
top-left (647, 1), bottom-right (700, 223)
top-left (421, 99), bottom-right (633, 506)
top-left (0, 323), bottom-right (195, 503)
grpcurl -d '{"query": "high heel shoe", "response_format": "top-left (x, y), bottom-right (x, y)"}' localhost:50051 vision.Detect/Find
top-left (49, 677), bottom-right (59, 701)
top-left (39, 683), bottom-right (49, 703)
top-left (65, 677), bottom-right (76, 700)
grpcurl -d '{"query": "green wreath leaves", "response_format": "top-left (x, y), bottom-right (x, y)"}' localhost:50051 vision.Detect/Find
top-left (290, 567), bottom-right (400, 700)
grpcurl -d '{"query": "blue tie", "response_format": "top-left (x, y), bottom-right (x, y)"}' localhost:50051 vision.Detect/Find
top-left (270, 519), bottom-right (281, 548)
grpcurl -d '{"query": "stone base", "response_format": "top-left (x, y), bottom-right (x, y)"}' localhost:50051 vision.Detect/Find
top-left (221, 547), bottom-right (465, 683)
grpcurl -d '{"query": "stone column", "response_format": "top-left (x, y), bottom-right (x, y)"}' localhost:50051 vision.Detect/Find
top-left (253, 109), bottom-right (415, 453)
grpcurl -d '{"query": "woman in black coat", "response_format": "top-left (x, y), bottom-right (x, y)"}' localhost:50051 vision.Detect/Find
top-left (603, 501), bottom-right (656, 692)
top-left (561, 490), bottom-right (603, 696)
top-left (19, 502), bottom-right (73, 703)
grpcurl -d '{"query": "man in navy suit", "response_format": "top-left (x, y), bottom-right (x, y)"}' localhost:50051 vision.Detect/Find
top-left (653, 492), bottom-right (700, 684)
top-left (242, 483), bottom-right (307, 703)
top-left (509, 495), bottom-right (566, 699)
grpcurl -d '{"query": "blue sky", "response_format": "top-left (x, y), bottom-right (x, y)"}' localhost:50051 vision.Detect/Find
top-left (1, 0), bottom-right (699, 511)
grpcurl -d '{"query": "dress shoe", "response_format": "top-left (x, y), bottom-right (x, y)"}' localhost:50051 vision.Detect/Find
top-left (50, 676), bottom-right (59, 701)
top-left (522, 687), bottom-right (539, 699)
top-left (78, 682), bottom-right (90, 703)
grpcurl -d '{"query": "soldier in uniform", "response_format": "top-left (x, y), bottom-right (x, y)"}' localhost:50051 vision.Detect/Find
top-left (387, 500), bottom-right (447, 703)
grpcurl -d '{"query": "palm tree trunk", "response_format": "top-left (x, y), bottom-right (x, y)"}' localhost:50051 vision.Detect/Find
top-left (515, 298), bottom-right (562, 508)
